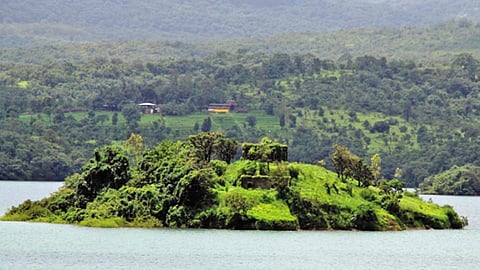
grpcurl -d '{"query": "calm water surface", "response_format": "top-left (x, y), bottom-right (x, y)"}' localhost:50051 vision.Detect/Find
top-left (1, 181), bottom-right (479, 270)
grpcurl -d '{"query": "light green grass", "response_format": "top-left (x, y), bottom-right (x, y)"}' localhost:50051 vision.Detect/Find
top-left (17, 81), bottom-right (29, 88)
top-left (400, 195), bottom-right (448, 221)
top-left (79, 217), bottom-right (128, 228)
top-left (247, 201), bottom-right (297, 222)
top-left (293, 163), bottom-right (368, 209)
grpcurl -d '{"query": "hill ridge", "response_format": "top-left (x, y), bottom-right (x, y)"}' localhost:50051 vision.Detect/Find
top-left (1, 0), bottom-right (479, 47)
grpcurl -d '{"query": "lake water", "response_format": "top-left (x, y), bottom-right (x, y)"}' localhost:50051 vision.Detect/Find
top-left (1, 181), bottom-right (479, 270)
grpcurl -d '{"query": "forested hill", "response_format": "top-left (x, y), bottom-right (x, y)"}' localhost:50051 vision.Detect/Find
top-left (2, 20), bottom-right (480, 64)
top-left (2, 52), bottom-right (480, 187)
top-left (1, 0), bottom-right (479, 47)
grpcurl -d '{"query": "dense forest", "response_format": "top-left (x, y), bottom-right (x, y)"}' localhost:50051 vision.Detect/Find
top-left (1, 0), bottom-right (478, 47)
top-left (2, 50), bottom-right (480, 187)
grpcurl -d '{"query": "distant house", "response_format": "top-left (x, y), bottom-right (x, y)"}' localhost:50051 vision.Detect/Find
top-left (207, 99), bottom-right (237, 113)
top-left (138, 103), bottom-right (160, 114)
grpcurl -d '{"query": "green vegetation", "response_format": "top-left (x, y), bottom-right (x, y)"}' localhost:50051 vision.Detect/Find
top-left (1, 134), bottom-right (467, 231)
top-left (3, 51), bottom-right (480, 187)
top-left (419, 164), bottom-right (480, 195)
top-left (1, 0), bottom-right (477, 231)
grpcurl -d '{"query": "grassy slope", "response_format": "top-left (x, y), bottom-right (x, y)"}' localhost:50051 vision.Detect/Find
top-left (217, 160), bottom-right (461, 231)
top-left (293, 163), bottom-right (461, 229)
top-left (19, 108), bottom-right (418, 156)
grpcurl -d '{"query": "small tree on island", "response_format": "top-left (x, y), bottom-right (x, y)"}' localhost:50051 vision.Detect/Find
top-left (331, 144), bottom-right (374, 187)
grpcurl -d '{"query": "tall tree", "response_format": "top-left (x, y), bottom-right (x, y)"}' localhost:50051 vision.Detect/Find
top-left (331, 144), bottom-right (374, 187)
top-left (76, 146), bottom-right (130, 207)
top-left (213, 136), bottom-right (239, 164)
top-left (371, 153), bottom-right (382, 183)
top-left (124, 133), bottom-right (144, 167)
top-left (201, 117), bottom-right (212, 132)
top-left (121, 105), bottom-right (141, 132)
top-left (188, 132), bottom-right (222, 163)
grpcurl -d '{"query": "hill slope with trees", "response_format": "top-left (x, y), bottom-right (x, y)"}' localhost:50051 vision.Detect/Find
top-left (420, 164), bottom-right (480, 195)
top-left (2, 51), bottom-right (480, 187)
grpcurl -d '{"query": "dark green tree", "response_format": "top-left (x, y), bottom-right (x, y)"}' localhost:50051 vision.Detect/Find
top-left (188, 132), bottom-right (222, 163)
top-left (121, 105), bottom-right (141, 132)
top-left (451, 53), bottom-right (479, 81)
top-left (213, 136), bottom-right (239, 164)
top-left (75, 146), bottom-right (130, 207)
top-left (246, 115), bottom-right (257, 128)
top-left (279, 114), bottom-right (286, 128)
top-left (112, 112), bottom-right (118, 126)
top-left (201, 117), bottom-right (212, 132)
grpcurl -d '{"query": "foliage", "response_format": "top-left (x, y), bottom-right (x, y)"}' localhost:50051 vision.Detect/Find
top-left (399, 195), bottom-right (465, 229)
top-left (419, 164), bottom-right (480, 195)
top-left (371, 153), bottom-right (382, 183)
top-left (74, 146), bottom-right (130, 207)
top-left (213, 136), bottom-right (239, 164)
top-left (201, 117), bottom-right (212, 132)
top-left (124, 133), bottom-right (144, 166)
top-left (331, 144), bottom-right (374, 187)
top-left (247, 202), bottom-right (298, 230)
top-left (242, 138), bottom-right (288, 162)
top-left (0, 1), bottom-right (477, 230)
top-left (3, 50), bottom-right (480, 187)
top-left (122, 105), bottom-right (141, 132)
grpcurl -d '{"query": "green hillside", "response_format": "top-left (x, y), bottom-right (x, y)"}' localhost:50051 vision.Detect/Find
top-left (419, 164), bottom-right (480, 195)
top-left (3, 51), bottom-right (480, 187)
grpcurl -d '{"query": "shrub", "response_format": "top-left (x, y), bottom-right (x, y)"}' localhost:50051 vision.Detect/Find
top-left (79, 217), bottom-right (127, 228)
top-left (353, 204), bottom-right (379, 230)
top-left (359, 188), bottom-right (377, 202)
top-left (288, 164), bottom-right (300, 179)
top-left (239, 160), bottom-right (257, 176)
top-left (63, 207), bottom-right (87, 223)
top-left (210, 160), bottom-right (228, 176)
top-left (2, 199), bottom-right (51, 221)
top-left (444, 206), bottom-right (467, 229)
top-left (165, 205), bottom-right (189, 228)
top-left (370, 121), bottom-right (390, 133)
top-left (247, 202), bottom-right (298, 230)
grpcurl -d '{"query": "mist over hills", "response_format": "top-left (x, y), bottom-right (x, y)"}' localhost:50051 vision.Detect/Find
top-left (1, 0), bottom-right (479, 47)
top-left (2, 20), bottom-right (480, 64)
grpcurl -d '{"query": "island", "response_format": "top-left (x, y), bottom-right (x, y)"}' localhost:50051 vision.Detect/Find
top-left (1, 133), bottom-right (467, 230)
